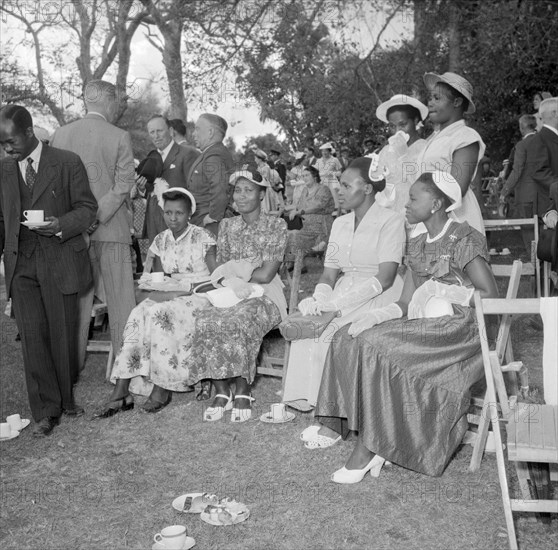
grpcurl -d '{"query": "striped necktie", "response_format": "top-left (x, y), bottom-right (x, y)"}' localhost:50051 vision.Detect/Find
top-left (25, 158), bottom-right (37, 192)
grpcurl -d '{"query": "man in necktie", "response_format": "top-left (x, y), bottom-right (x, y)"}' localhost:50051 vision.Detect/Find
top-left (0, 105), bottom-right (97, 436)
top-left (137, 115), bottom-right (199, 243)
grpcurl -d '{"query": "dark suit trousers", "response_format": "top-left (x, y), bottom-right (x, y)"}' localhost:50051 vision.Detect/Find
top-left (11, 246), bottom-right (78, 421)
top-left (145, 195), bottom-right (166, 244)
top-left (513, 202), bottom-right (535, 255)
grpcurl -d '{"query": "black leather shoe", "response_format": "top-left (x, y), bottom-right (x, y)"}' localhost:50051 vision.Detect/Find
top-left (32, 416), bottom-right (59, 437)
top-left (63, 405), bottom-right (85, 417)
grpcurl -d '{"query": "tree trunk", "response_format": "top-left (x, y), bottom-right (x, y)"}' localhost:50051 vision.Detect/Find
top-left (161, 20), bottom-right (187, 121)
top-left (448, 0), bottom-right (461, 72)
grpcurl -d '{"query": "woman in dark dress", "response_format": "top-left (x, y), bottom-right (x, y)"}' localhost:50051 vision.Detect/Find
top-left (315, 170), bottom-right (498, 482)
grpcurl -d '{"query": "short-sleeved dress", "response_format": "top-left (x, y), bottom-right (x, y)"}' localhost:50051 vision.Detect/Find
top-left (188, 213), bottom-right (288, 384)
top-left (315, 221), bottom-right (489, 476)
top-left (282, 202), bottom-right (406, 408)
top-left (287, 183), bottom-right (335, 252)
top-left (315, 157), bottom-right (343, 208)
top-left (110, 224), bottom-right (216, 396)
top-left (415, 120), bottom-right (486, 235)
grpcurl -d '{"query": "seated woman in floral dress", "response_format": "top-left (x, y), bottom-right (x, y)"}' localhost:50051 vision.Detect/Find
top-left (284, 165), bottom-right (335, 263)
top-left (282, 157), bottom-right (406, 430)
top-left (313, 171), bottom-right (498, 483)
top-left (96, 188), bottom-right (217, 416)
top-left (189, 169), bottom-right (288, 423)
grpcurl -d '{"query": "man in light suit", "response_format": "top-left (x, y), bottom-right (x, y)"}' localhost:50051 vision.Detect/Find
top-left (51, 80), bottom-right (137, 373)
top-left (500, 114), bottom-right (538, 253)
top-left (0, 105), bottom-right (97, 436)
top-left (137, 115), bottom-right (199, 243)
top-left (188, 114), bottom-right (234, 235)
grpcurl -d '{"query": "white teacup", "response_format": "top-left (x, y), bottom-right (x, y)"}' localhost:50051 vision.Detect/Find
top-left (153, 525), bottom-right (187, 549)
top-left (6, 414), bottom-right (23, 431)
top-left (271, 403), bottom-right (287, 421)
top-left (151, 272), bottom-right (165, 284)
top-left (0, 422), bottom-right (13, 438)
top-left (23, 210), bottom-right (44, 223)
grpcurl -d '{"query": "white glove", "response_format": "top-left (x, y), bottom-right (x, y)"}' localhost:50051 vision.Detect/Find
top-left (319, 277), bottom-right (383, 313)
top-left (423, 279), bottom-right (473, 306)
top-left (348, 303), bottom-right (403, 337)
top-left (298, 297), bottom-right (322, 316)
top-left (543, 210), bottom-right (558, 229)
top-left (139, 273), bottom-right (151, 285)
top-left (387, 131), bottom-right (410, 158)
top-left (222, 277), bottom-right (254, 299)
top-left (313, 283), bottom-right (333, 303)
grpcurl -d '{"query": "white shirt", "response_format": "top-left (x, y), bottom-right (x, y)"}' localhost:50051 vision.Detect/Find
top-left (19, 140), bottom-right (43, 184)
top-left (158, 140), bottom-right (174, 162)
top-left (87, 110), bottom-right (107, 121)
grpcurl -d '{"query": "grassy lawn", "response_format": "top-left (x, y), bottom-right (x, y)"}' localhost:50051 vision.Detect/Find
top-left (1, 230), bottom-right (556, 550)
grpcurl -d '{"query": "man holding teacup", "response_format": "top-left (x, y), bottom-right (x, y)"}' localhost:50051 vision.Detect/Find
top-left (0, 105), bottom-right (97, 436)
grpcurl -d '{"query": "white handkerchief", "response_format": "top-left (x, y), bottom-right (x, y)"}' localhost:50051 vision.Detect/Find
top-left (170, 164), bottom-right (176, 169)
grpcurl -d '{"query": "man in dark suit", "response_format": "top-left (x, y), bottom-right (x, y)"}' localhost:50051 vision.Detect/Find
top-left (51, 80), bottom-right (137, 372)
top-left (500, 114), bottom-right (538, 252)
top-left (188, 114), bottom-right (234, 236)
top-left (269, 148), bottom-right (286, 197)
top-left (137, 115), bottom-right (199, 243)
top-left (530, 98), bottom-right (558, 216)
top-left (0, 105), bottom-right (97, 436)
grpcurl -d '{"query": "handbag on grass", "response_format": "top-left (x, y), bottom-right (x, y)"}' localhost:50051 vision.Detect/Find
top-left (281, 213), bottom-right (304, 230)
top-left (279, 310), bottom-right (340, 341)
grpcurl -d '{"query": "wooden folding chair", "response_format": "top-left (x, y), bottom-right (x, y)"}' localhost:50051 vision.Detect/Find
top-left (256, 247), bottom-right (305, 383)
top-left (484, 216), bottom-right (541, 297)
top-left (85, 302), bottom-right (114, 380)
top-left (465, 261), bottom-right (526, 470)
top-left (474, 294), bottom-right (558, 549)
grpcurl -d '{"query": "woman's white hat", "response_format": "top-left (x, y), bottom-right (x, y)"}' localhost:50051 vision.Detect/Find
top-left (252, 148), bottom-right (268, 160)
top-left (423, 72), bottom-right (476, 114)
top-left (319, 142), bottom-right (335, 153)
top-left (429, 170), bottom-right (462, 212)
top-left (229, 170), bottom-right (270, 188)
top-left (376, 94), bottom-right (429, 123)
top-left (163, 187), bottom-right (197, 214)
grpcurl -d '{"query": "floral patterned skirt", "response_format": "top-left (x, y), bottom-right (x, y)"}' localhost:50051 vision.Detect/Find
top-left (111, 295), bottom-right (281, 395)
top-left (188, 296), bottom-right (281, 384)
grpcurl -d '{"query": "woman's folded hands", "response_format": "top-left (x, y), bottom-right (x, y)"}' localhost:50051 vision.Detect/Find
top-left (348, 303), bottom-right (403, 337)
top-left (298, 284), bottom-right (336, 315)
top-left (222, 277), bottom-right (255, 299)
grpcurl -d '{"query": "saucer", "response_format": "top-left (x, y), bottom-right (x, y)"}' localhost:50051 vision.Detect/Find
top-left (0, 432), bottom-right (19, 441)
top-left (14, 419), bottom-right (31, 431)
top-left (21, 221), bottom-right (50, 228)
top-left (260, 411), bottom-right (296, 424)
top-left (201, 509), bottom-right (250, 526)
top-left (152, 536), bottom-right (195, 550)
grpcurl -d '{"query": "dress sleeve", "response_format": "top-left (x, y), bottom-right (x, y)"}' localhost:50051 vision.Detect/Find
top-left (377, 212), bottom-right (406, 264)
top-left (264, 217), bottom-right (288, 262)
top-left (216, 219), bottom-right (230, 263)
top-left (448, 127), bottom-right (485, 158)
top-left (149, 232), bottom-right (164, 257)
top-left (453, 227), bottom-right (490, 270)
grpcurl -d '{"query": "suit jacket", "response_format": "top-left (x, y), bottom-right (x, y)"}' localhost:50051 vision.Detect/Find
top-left (0, 145), bottom-right (98, 297)
top-left (50, 113), bottom-right (136, 244)
top-left (150, 141), bottom-right (199, 190)
top-left (529, 126), bottom-right (558, 216)
top-left (187, 141), bottom-right (234, 226)
top-left (502, 133), bottom-right (537, 204)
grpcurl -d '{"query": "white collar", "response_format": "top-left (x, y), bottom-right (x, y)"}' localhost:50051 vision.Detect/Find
top-left (523, 131), bottom-right (536, 139)
top-left (19, 140), bottom-right (43, 174)
top-left (87, 111), bottom-right (107, 121)
top-left (542, 124), bottom-right (558, 137)
top-left (158, 140), bottom-right (174, 160)
top-left (426, 218), bottom-right (453, 243)
top-left (168, 225), bottom-right (192, 243)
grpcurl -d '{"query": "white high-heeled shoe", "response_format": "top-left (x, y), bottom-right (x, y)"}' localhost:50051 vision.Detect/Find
top-left (331, 455), bottom-right (386, 484)
top-left (231, 395), bottom-right (255, 423)
top-left (203, 393), bottom-right (233, 422)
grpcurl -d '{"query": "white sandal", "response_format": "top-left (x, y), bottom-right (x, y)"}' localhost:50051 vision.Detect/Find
top-left (203, 393), bottom-right (233, 422)
top-left (231, 395), bottom-right (255, 423)
top-left (304, 433), bottom-right (341, 449)
top-left (300, 425), bottom-right (320, 442)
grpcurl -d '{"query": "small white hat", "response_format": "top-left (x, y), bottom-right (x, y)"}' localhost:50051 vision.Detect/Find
top-left (163, 187), bottom-right (197, 214)
top-left (294, 151), bottom-right (305, 160)
top-left (376, 94), bottom-right (429, 123)
top-left (319, 142), bottom-right (335, 153)
top-left (229, 170), bottom-right (270, 188)
top-left (252, 148), bottom-right (267, 160)
top-left (429, 171), bottom-right (462, 212)
top-left (423, 72), bottom-right (476, 114)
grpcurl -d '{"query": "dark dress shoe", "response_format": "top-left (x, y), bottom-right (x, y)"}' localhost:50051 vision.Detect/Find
top-left (141, 393), bottom-right (172, 413)
top-left (63, 405), bottom-right (85, 417)
top-left (32, 416), bottom-right (59, 437)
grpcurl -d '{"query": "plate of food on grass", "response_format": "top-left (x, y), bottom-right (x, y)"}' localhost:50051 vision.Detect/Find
top-left (172, 492), bottom-right (218, 514)
top-left (200, 498), bottom-right (250, 526)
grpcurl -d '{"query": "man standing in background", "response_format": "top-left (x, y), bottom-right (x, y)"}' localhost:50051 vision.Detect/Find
top-left (51, 80), bottom-right (137, 374)
top-left (189, 114), bottom-right (234, 236)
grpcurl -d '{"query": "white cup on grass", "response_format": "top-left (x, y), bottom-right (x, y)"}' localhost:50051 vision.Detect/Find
top-left (153, 525), bottom-right (187, 549)
top-left (271, 403), bottom-right (287, 421)
top-left (6, 414), bottom-right (23, 431)
top-left (0, 422), bottom-right (13, 438)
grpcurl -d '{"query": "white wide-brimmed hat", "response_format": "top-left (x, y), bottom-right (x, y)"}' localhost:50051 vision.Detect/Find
top-left (229, 169), bottom-right (270, 188)
top-left (376, 94), bottom-right (429, 123)
top-left (319, 142), bottom-right (335, 153)
top-left (429, 170), bottom-right (462, 212)
top-left (252, 148), bottom-right (268, 160)
top-left (423, 72), bottom-right (476, 114)
top-left (162, 187), bottom-right (197, 214)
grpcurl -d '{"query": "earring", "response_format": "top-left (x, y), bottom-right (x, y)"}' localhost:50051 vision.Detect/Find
top-left (431, 209), bottom-right (436, 214)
